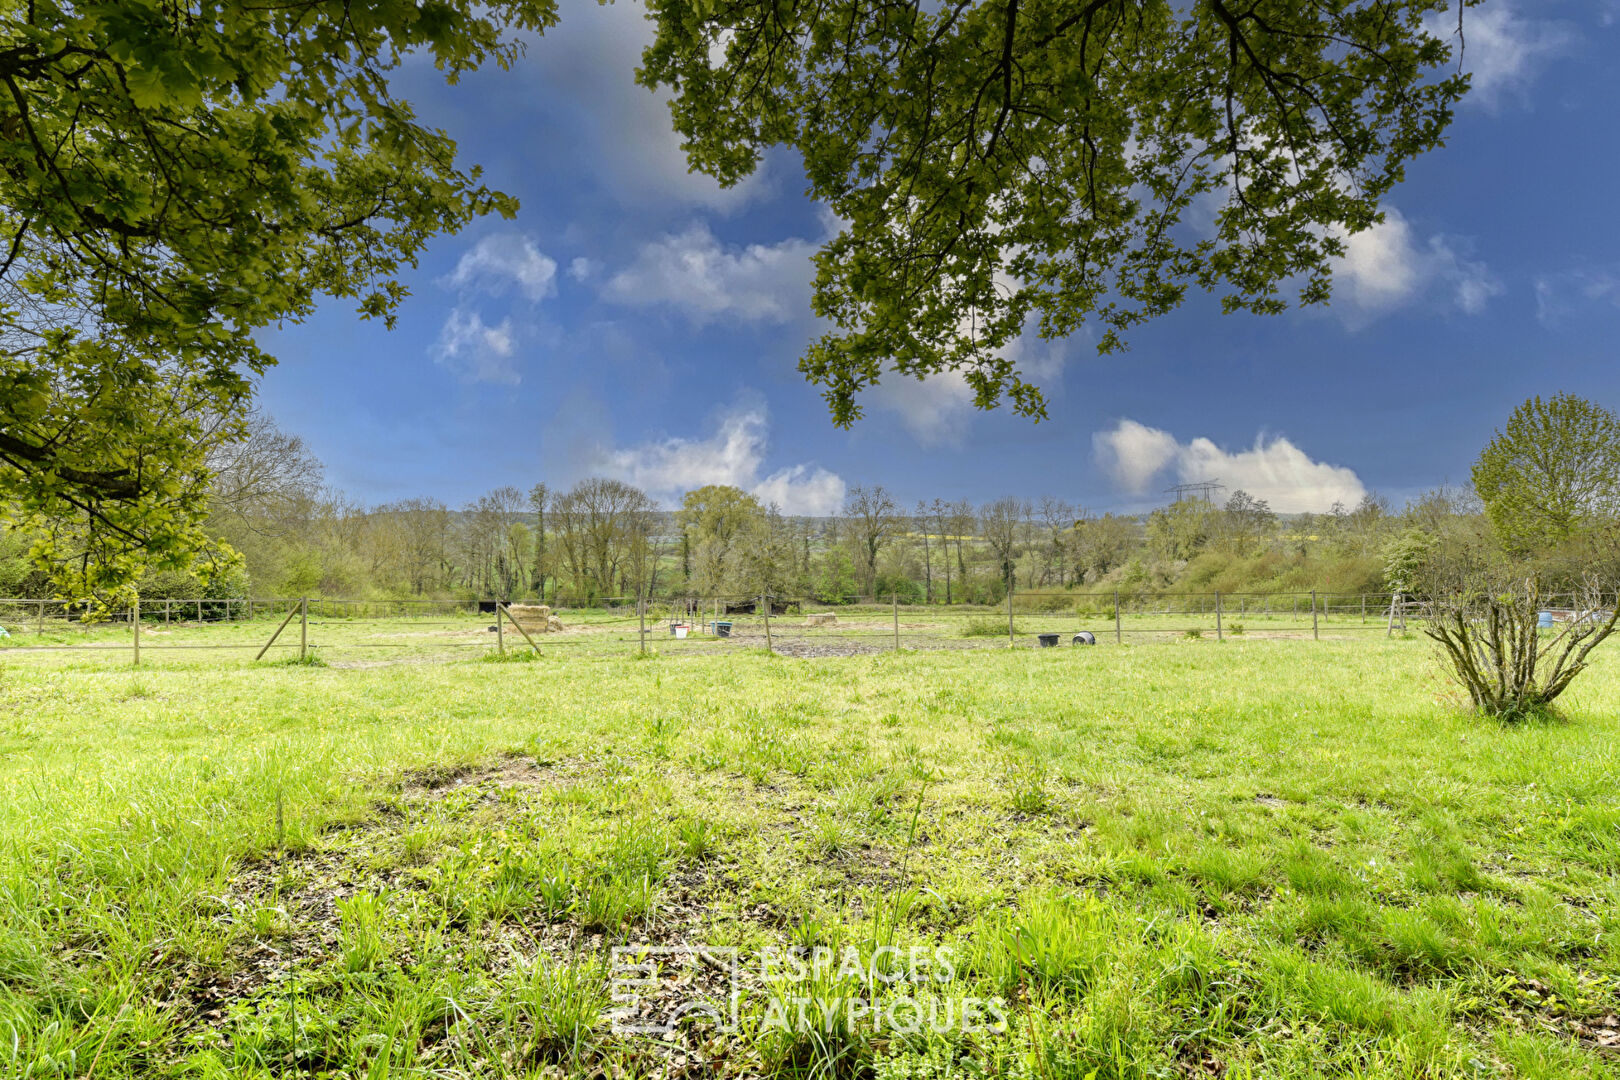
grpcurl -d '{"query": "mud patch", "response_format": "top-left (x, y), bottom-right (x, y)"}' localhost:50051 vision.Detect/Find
top-left (1494, 978), bottom-right (1620, 1054)
top-left (399, 753), bottom-right (573, 796)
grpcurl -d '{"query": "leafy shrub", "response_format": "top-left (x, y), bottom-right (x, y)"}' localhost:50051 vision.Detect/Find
top-left (1424, 577), bottom-right (1618, 721)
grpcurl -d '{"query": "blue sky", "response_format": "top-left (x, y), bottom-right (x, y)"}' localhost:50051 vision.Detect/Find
top-left (256, 0), bottom-right (1620, 517)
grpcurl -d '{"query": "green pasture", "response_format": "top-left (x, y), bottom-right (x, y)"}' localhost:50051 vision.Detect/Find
top-left (0, 599), bottom-right (1403, 669)
top-left (0, 637), bottom-right (1616, 1077)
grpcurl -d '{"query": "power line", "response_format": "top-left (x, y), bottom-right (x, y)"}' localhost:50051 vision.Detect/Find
top-left (1164, 481), bottom-right (1224, 503)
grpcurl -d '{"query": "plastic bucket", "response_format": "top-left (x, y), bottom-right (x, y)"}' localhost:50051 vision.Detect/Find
top-left (714, 621), bottom-right (732, 638)
top-left (1073, 631), bottom-right (1096, 645)
top-left (674, 625), bottom-right (689, 639)
top-left (1037, 633), bottom-right (1060, 647)
top-left (1538, 611), bottom-right (1554, 629)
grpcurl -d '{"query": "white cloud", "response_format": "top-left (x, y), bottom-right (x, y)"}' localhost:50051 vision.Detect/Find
top-left (1092, 420), bottom-right (1182, 494)
top-left (568, 257), bottom-right (598, 282)
top-left (1092, 419), bottom-right (1365, 514)
top-left (1329, 209), bottom-right (1500, 324)
top-left (429, 235), bottom-right (559, 384)
top-left (1424, 3), bottom-right (1572, 111)
top-left (865, 372), bottom-right (976, 448)
top-left (591, 402), bottom-right (846, 515)
top-left (442, 233), bottom-right (557, 301)
top-left (601, 407), bottom-right (762, 491)
top-left (1189, 160), bottom-right (1499, 325)
top-left (603, 224), bottom-right (818, 325)
top-left (431, 308), bottom-right (520, 385)
top-left (521, 0), bottom-right (769, 211)
top-left (866, 313), bottom-right (1079, 445)
top-left (752, 464), bottom-right (847, 518)
top-left (1175, 436), bottom-right (1366, 514)
top-left (1534, 267), bottom-right (1620, 325)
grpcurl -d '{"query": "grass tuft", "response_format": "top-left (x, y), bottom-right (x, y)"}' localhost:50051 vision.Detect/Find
top-left (960, 617), bottom-right (1020, 638)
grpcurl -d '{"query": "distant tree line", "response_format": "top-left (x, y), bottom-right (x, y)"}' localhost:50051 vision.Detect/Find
top-left (3, 396), bottom-right (1617, 607)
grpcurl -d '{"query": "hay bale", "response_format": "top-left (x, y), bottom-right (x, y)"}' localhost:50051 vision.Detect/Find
top-left (805, 612), bottom-right (838, 627)
top-left (508, 604), bottom-right (562, 633)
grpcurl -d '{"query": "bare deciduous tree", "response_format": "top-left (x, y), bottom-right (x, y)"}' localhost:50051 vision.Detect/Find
top-left (1037, 497), bottom-right (1074, 587)
top-left (373, 498), bottom-right (452, 596)
top-left (927, 498), bottom-right (955, 604)
top-left (528, 483), bottom-right (549, 599)
top-left (461, 486), bottom-right (528, 598)
top-left (914, 500), bottom-right (934, 603)
top-left (979, 497), bottom-right (1025, 589)
top-left (1423, 576), bottom-right (1619, 720)
top-left (204, 410), bottom-right (324, 537)
top-left (947, 499), bottom-right (975, 592)
top-left (551, 478), bottom-right (658, 599)
top-left (843, 485), bottom-right (899, 598)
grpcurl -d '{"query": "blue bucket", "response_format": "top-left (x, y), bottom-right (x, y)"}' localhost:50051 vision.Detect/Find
top-left (1537, 611), bottom-right (1554, 629)
top-left (714, 621), bottom-right (733, 638)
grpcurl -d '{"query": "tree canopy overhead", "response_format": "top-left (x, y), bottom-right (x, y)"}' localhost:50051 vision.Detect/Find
top-left (0, 0), bottom-right (552, 597)
top-left (641, 0), bottom-right (1472, 425)
top-left (2, 0), bottom-right (1482, 597)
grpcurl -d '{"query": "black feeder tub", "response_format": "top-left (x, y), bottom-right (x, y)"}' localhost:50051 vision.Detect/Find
top-left (1037, 633), bottom-right (1061, 648)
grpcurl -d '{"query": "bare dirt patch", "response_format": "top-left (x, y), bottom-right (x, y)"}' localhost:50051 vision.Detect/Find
top-left (399, 753), bottom-right (572, 796)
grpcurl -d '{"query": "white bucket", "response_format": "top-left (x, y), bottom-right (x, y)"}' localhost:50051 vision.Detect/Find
top-left (674, 625), bottom-right (689, 639)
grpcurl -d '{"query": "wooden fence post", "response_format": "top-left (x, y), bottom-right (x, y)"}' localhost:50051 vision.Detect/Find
top-left (893, 592), bottom-right (900, 651)
top-left (639, 592), bottom-right (647, 655)
top-left (501, 603), bottom-right (543, 656)
top-left (761, 594), bottom-right (773, 652)
top-left (1007, 580), bottom-right (1014, 646)
top-left (36, 599), bottom-right (44, 636)
top-left (132, 596), bottom-right (140, 668)
top-left (1215, 591), bottom-right (1223, 642)
top-left (1311, 590), bottom-right (1319, 641)
top-left (496, 601), bottom-right (506, 655)
top-left (1114, 589), bottom-right (1122, 645)
top-left (255, 604), bottom-right (300, 661)
top-left (300, 598), bottom-right (308, 661)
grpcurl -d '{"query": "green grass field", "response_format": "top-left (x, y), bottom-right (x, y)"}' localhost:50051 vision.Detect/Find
top-left (0, 598), bottom-right (1401, 668)
top-left (2, 638), bottom-right (1617, 1078)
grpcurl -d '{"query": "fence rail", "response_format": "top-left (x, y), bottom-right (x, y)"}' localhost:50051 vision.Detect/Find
top-left (0, 590), bottom-right (1503, 668)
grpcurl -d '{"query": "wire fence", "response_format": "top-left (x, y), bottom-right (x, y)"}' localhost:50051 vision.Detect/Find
top-left (0, 590), bottom-right (1476, 668)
